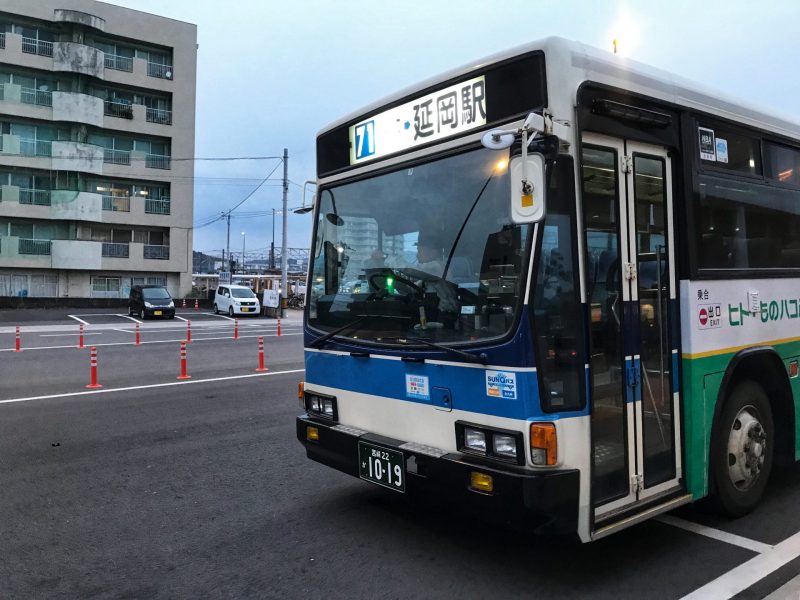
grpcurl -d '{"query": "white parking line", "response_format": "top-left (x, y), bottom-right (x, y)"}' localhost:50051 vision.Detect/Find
top-left (116, 314), bottom-right (142, 324)
top-left (68, 315), bottom-right (89, 325)
top-left (174, 315), bottom-right (188, 322)
top-left (40, 332), bottom-right (103, 338)
top-left (0, 368), bottom-right (305, 406)
top-left (657, 515), bottom-right (774, 554)
top-left (681, 528), bottom-right (800, 599)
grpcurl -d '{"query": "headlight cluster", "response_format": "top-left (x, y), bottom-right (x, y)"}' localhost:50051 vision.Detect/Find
top-left (456, 422), bottom-right (524, 465)
top-left (144, 301), bottom-right (153, 308)
top-left (304, 391), bottom-right (337, 420)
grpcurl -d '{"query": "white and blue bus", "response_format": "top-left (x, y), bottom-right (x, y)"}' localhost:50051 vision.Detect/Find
top-left (297, 37), bottom-right (800, 542)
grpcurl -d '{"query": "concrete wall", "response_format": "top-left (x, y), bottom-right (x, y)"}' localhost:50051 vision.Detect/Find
top-left (51, 141), bottom-right (104, 174)
top-left (53, 9), bottom-right (106, 31)
top-left (52, 91), bottom-right (104, 127)
top-left (51, 239), bottom-right (101, 269)
top-left (53, 42), bottom-right (104, 78)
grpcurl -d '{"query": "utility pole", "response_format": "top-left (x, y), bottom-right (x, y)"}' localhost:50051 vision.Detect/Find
top-left (281, 147), bottom-right (288, 317)
top-left (270, 208), bottom-right (275, 270)
top-left (225, 212), bottom-right (231, 270)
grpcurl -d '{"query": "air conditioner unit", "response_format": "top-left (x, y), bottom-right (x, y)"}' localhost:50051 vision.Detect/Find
top-left (165, 70), bottom-right (172, 80)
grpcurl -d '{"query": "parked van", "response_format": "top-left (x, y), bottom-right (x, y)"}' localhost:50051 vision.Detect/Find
top-left (214, 284), bottom-right (261, 317)
top-left (128, 285), bottom-right (175, 319)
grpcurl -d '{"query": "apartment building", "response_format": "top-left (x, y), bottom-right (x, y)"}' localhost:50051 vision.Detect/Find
top-left (0, 1), bottom-right (196, 299)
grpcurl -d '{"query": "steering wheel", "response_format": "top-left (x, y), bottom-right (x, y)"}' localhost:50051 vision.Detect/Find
top-left (368, 271), bottom-right (425, 300)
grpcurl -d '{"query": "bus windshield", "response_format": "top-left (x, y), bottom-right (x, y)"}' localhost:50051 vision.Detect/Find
top-left (308, 147), bottom-right (531, 346)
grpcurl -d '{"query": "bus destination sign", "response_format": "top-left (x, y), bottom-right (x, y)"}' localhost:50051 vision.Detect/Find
top-left (349, 75), bottom-right (487, 166)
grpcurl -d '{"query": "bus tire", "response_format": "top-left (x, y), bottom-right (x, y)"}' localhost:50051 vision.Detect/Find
top-left (711, 380), bottom-right (774, 517)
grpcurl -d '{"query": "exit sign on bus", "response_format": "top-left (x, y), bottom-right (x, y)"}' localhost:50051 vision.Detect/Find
top-left (349, 75), bottom-right (487, 166)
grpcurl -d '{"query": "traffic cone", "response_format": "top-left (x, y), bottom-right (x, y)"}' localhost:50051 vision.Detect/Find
top-left (194, 298), bottom-right (199, 311)
top-left (135, 322), bottom-right (141, 346)
top-left (256, 336), bottom-right (268, 372)
top-left (177, 341), bottom-right (191, 379)
top-left (14, 326), bottom-right (21, 353)
top-left (277, 318), bottom-right (282, 337)
top-left (182, 298), bottom-right (186, 309)
top-left (86, 346), bottom-right (102, 388)
top-left (186, 320), bottom-right (192, 343)
top-left (78, 324), bottom-right (85, 349)
top-left (233, 318), bottom-right (239, 340)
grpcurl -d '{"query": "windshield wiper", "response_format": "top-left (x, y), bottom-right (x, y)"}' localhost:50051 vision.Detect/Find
top-left (384, 336), bottom-right (487, 365)
top-left (310, 315), bottom-right (411, 349)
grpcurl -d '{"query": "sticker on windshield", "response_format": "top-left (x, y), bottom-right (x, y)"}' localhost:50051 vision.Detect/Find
top-left (406, 374), bottom-right (430, 400)
top-left (486, 370), bottom-right (517, 399)
top-left (699, 127), bottom-right (716, 161)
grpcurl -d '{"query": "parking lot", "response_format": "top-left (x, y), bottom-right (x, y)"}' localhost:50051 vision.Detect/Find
top-left (2, 309), bottom-right (800, 598)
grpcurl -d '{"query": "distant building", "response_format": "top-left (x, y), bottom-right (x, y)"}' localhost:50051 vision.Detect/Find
top-left (0, 0), bottom-right (196, 298)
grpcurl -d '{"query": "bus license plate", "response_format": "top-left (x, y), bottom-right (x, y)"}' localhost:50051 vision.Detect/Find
top-left (154, 310), bottom-right (162, 316)
top-left (358, 442), bottom-right (405, 492)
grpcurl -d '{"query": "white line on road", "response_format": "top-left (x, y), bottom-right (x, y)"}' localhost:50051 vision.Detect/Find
top-left (174, 315), bottom-right (189, 322)
top-left (116, 314), bottom-right (142, 324)
top-left (0, 332), bottom-right (302, 352)
top-left (67, 315), bottom-right (89, 325)
top-left (40, 332), bottom-right (103, 338)
top-left (681, 528), bottom-right (800, 599)
top-left (0, 368), bottom-right (306, 406)
top-left (656, 515), bottom-right (774, 554)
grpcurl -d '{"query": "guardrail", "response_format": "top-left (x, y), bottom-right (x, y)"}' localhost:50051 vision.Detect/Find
top-left (20, 139), bottom-right (52, 157)
top-left (145, 107), bottom-right (172, 125)
top-left (21, 37), bottom-right (53, 57)
top-left (144, 244), bottom-right (169, 259)
top-left (102, 195), bottom-right (130, 212)
top-left (19, 188), bottom-right (51, 206)
top-left (147, 62), bottom-right (172, 79)
top-left (103, 148), bottom-right (131, 165)
top-left (102, 242), bottom-right (129, 258)
top-left (145, 197), bottom-right (171, 215)
top-left (104, 100), bottom-right (133, 119)
top-left (18, 238), bottom-right (51, 255)
top-left (20, 87), bottom-right (53, 107)
top-left (104, 53), bottom-right (133, 72)
top-left (146, 154), bottom-right (171, 170)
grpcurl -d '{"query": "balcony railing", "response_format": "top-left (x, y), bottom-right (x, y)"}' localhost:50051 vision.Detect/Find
top-left (102, 242), bottom-right (129, 258)
top-left (145, 154), bottom-right (171, 170)
top-left (20, 139), bottom-right (53, 157)
top-left (102, 195), bottom-right (131, 212)
top-left (144, 244), bottom-right (169, 260)
top-left (19, 188), bottom-right (52, 206)
top-left (103, 148), bottom-right (131, 165)
top-left (0, 33), bottom-right (5, 50)
top-left (104, 53), bottom-right (133, 72)
top-left (104, 100), bottom-right (133, 119)
top-left (145, 197), bottom-right (171, 215)
top-left (147, 62), bottom-right (172, 79)
top-left (19, 238), bottom-right (51, 255)
top-left (145, 107), bottom-right (172, 125)
top-left (21, 37), bottom-right (53, 57)
top-left (21, 87), bottom-right (53, 107)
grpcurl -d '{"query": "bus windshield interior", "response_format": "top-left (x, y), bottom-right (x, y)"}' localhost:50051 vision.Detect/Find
top-left (307, 147), bottom-right (531, 346)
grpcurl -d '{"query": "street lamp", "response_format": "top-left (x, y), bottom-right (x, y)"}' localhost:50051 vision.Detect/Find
top-left (241, 231), bottom-right (246, 274)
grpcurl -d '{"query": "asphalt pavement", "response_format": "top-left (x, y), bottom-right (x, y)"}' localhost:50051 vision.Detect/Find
top-left (1, 309), bottom-right (800, 598)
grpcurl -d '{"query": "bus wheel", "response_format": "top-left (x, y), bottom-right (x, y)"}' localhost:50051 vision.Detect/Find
top-left (712, 380), bottom-right (774, 517)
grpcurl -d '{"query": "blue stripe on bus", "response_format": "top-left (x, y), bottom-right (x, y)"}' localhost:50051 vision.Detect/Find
top-left (304, 351), bottom-right (588, 420)
top-left (625, 357), bottom-right (634, 404)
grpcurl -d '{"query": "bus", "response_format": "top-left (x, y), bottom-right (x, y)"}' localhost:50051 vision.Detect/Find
top-left (296, 37), bottom-right (800, 542)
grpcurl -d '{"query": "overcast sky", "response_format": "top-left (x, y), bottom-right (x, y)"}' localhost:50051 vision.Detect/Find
top-left (104, 0), bottom-right (800, 258)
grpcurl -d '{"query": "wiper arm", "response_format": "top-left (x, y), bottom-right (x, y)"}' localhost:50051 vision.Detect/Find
top-left (310, 314), bottom-right (411, 349)
top-left (384, 336), bottom-right (487, 365)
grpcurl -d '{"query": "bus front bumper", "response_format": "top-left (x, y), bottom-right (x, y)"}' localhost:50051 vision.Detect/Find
top-left (296, 415), bottom-right (580, 535)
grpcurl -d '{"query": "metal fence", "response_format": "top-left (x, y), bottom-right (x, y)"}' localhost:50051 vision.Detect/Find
top-left (145, 107), bottom-right (172, 125)
top-left (145, 197), bottom-right (171, 215)
top-left (103, 148), bottom-right (131, 165)
top-left (0, 33), bottom-right (5, 50)
top-left (144, 244), bottom-right (169, 259)
top-left (147, 62), bottom-right (172, 79)
top-left (20, 138), bottom-right (52, 157)
top-left (20, 87), bottom-right (52, 107)
top-left (102, 242), bottom-right (130, 258)
top-left (104, 53), bottom-right (133, 72)
top-left (18, 238), bottom-right (51, 255)
top-left (145, 154), bottom-right (171, 170)
top-left (21, 37), bottom-right (53, 57)
top-left (101, 195), bottom-right (130, 212)
top-left (104, 100), bottom-right (133, 119)
top-left (19, 188), bottom-right (51, 206)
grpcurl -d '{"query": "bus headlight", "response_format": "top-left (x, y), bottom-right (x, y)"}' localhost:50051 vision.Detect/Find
top-left (464, 428), bottom-right (486, 453)
top-left (304, 391), bottom-right (337, 420)
top-left (492, 434), bottom-right (518, 460)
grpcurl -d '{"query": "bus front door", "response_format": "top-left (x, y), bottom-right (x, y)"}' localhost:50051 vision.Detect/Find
top-left (581, 134), bottom-right (683, 522)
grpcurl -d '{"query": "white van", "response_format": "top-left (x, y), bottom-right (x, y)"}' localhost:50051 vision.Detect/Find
top-left (213, 284), bottom-right (261, 317)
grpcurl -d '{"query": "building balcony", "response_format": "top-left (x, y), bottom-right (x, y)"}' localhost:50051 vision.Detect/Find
top-left (144, 244), bottom-right (170, 260)
top-left (104, 53), bottom-right (133, 73)
top-left (0, 187), bottom-right (104, 221)
top-left (22, 37), bottom-right (54, 58)
top-left (53, 10), bottom-right (106, 31)
top-left (0, 236), bottom-right (52, 268)
top-left (102, 242), bottom-right (129, 258)
top-left (53, 91), bottom-right (104, 127)
top-left (51, 141), bottom-right (104, 175)
top-left (145, 107), bottom-right (172, 125)
top-left (53, 41), bottom-right (104, 78)
top-left (102, 195), bottom-right (130, 212)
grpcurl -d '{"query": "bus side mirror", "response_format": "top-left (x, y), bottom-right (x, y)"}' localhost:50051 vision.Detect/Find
top-left (510, 152), bottom-right (546, 224)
